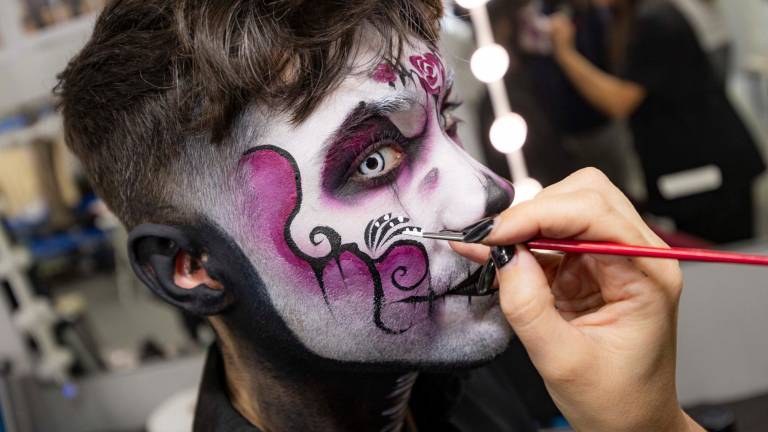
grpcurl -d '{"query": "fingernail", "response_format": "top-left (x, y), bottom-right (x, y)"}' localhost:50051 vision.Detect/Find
top-left (490, 246), bottom-right (516, 269)
top-left (477, 259), bottom-right (497, 295)
top-left (461, 217), bottom-right (495, 243)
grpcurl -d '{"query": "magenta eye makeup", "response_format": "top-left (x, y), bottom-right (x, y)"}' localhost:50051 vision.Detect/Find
top-left (339, 127), bottom-right (410, 191)
top-left (321, 117), bottom-right (422, 197)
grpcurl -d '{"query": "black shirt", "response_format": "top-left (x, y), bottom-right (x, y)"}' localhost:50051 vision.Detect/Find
top-left (193, 342), bottom-right (554, 432)
top-left (623, 0), bottom-right (765, 212)
top-left (527, 4), bottom-right (612, 135)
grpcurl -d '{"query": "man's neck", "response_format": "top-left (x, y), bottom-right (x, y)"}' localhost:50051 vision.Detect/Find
top-left (220, 345), bottom-right (419, 431)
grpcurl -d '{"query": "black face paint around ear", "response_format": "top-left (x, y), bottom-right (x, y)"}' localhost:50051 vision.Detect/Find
top-left (128, 223), bottom-right (235, 316)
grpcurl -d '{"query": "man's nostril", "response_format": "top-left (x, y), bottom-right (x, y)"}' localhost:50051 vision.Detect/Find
top-left (483, 175), bottom-right (514, 216)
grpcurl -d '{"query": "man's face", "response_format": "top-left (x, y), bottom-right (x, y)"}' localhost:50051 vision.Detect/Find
top-left (223, 42), bottom-right (514, 366)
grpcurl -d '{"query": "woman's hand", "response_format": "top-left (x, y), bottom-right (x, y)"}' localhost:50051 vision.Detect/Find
top-left (452, 168), bottom-right (703, 432)
top-left (549, 13), bottom-right (576, 55)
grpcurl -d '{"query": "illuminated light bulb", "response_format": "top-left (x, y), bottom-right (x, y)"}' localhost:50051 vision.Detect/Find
top-left (455, 0), bottom-right (490, 8)
top-left (490, 112), bottom-right (528, 154)
top-left (512, 177), bottom-right (543, 206)
top-left (470, 44), bottom-right (510, 83)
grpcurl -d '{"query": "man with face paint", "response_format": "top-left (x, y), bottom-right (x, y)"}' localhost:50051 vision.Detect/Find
top-left (57, 1), bottom-right (703, 431)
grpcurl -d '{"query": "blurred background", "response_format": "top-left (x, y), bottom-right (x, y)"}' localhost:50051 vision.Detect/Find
top-left (0, 0), bottom-right (767, 431)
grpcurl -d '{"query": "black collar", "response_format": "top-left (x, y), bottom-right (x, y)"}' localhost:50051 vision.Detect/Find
top-left (193, 345), bottom-right (259, 431)
top-left (192, 343), bottom-right (539, 432)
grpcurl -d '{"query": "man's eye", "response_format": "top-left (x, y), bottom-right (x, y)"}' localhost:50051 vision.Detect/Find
top-left (353, 146), bottom-right (404, 180)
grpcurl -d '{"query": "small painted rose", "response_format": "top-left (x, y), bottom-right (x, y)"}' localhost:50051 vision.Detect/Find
top-left (372, 62), bottom-right (397, 85)
top-left (409, 52), bottom-right (445, 95)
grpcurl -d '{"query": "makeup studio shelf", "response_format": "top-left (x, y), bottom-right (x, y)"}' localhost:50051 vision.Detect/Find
top-left (0, 12), bottom-right (97, 66)
top-left (0, 8), bottom-right (98, 116)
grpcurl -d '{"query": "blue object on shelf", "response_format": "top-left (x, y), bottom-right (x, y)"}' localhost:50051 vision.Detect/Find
top-left (0, 114), bottom-right (28, 135)
top-left (26, 228), bottom-right (109, 261)
top-left (62, 382), bottom-right (78, 400)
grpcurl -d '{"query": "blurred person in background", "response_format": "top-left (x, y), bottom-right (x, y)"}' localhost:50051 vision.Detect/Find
top-left (549, 0), bottom-right (766, 244)
top-left (477, 0), bottom-right (578, 188)
top-left (521, 0), bottom-right (640, 194)
top-left (480, 0), bottom-right (640, 194)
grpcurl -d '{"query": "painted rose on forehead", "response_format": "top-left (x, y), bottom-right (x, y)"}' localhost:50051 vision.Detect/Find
top-left (371, 51), bottom-right (447, 99)
top-left (409, 52), bottom-right (445, 95)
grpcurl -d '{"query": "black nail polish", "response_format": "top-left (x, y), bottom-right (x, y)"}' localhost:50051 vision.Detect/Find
top-left (490, 246), bottom-right (516, 269)
top-left (461, 217), bottom-right (495, 243)
top-left (477, 259), bottom-right (497, 295)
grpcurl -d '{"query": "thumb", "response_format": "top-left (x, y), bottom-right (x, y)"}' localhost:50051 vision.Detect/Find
top-left (494, 245), bottom-right (581, 370)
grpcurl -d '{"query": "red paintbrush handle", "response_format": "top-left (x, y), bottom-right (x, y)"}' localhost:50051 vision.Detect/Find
top-left (526, 238), bottom-right (768, 266)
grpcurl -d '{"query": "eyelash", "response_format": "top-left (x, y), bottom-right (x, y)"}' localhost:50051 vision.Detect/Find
top-left (441, 100), bottom-right (463, 137)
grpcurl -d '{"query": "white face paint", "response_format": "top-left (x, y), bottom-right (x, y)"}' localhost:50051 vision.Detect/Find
top-left (226, 41), bottom-right (514, 365)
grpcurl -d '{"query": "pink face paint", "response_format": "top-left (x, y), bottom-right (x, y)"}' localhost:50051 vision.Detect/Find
top-left (418, 168), bottom-right (440, 196)
top-left (242, 146), bottom-right (434, 334)
top-left (372, 63), bottom-right (397, 85)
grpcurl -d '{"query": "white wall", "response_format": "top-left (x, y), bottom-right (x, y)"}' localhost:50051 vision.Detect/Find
top-left (720, 0), bottom-right (768, 71)
top-left (677, 243), bottom-right (768, 404)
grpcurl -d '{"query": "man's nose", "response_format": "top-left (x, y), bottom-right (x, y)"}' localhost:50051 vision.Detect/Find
top-left (425, 159), bottom-right (515, 230)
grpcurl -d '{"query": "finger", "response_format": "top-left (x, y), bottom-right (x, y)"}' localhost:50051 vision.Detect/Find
top-left (555, 291), bottom-right (605, 313)
top-left (539, 169), bottom-right (640, 225)
top-left (532, 251), bottom-right (562, 286)
top-left (450, 241), bottom-right (490, 264)
top-left (495, 245), bottom-right (583, 372)
top-left (537, 168), bottom-right (665, 247)
top-left (486, 189), bottom-right (646, 247)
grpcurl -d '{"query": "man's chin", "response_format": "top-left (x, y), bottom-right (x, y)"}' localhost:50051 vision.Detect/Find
top-left (328, 334), bottom-right (513, 374)
top-left (408, 304), bottom-right (513, 371)
top-left (313, 305), bottom-right (514, 373)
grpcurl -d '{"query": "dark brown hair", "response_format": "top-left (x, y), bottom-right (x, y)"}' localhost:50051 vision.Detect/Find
top-left (55, 0), bottom-right (443, 228)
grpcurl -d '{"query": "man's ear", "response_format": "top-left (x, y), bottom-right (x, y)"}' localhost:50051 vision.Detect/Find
top-left (128, 224), bottom-right (234, 316)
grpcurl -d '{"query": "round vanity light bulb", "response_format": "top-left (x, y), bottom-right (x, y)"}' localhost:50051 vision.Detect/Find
top-left (490, 112), bottom-right (528, 154)
top-left (455, 0), bottom-right (490, 9)
top-left (512, 177), bottom-right (543, 206)
top-left (470, 44), bottom-right (510, 83)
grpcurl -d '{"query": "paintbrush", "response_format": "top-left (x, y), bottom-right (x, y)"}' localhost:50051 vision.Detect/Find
top-left (403, 226), bottom-right (768, 266)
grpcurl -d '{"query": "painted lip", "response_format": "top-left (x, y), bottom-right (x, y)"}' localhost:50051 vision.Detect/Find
top-left (394, 266), bottom-right (489, 304)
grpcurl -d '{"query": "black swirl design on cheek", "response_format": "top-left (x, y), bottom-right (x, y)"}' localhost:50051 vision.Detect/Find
top-left (391, 262), bottom-right (428, 292)
top-left (251, 145), bottom-right (433, 335)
